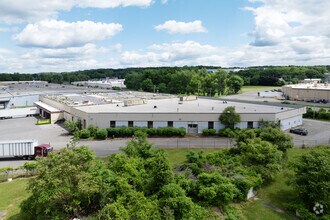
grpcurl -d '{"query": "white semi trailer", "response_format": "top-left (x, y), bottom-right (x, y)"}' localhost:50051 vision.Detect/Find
top-left (0, 140), bottom-right (52, 159)
top-left (0, 107), bottom-right (38, 120)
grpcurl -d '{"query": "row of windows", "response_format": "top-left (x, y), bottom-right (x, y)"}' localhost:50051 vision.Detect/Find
top-left (110, 121), bottom-right (216, 129)
top-left (109, 121), bottom-right (255, 129)
top-left (110, 121), bottom-right (174, 128)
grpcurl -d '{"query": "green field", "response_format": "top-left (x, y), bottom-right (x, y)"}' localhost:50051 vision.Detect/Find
top-left (241, 86), bottom-right (281, 93)
top-left (164, 148), bottom-right (220, 165)
top-left (0, 178), bottom-right (30, 220)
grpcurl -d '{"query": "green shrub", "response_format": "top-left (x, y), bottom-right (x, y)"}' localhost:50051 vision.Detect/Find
top-left (147, 128), bottom-right (157, 136)
top-left (79, 129), bottom-right (90, 139)
top-left (95, 129), bottom-right (108, 140)
top-left (87, 125), bottom-right (98, 137)
top-left (202, 129), bottom-right (216, 136)
top-left (218, 128), bottom-right (239, 138)
top-left (106, 126), bottom-right (186, 137)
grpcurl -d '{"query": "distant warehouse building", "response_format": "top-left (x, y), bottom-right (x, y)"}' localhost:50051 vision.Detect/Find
top-left (282, 83), bottom-right (330, 103)
top-left (36, 92), bottom-right (306, 133)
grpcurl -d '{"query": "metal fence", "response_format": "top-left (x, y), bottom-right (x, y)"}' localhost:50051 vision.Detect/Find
top-left (151, 138), bottom-right (236, 149)
top-left (294, 139), bottom-right (330, 148)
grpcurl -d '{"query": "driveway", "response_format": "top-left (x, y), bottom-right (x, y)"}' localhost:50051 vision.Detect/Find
top-left (287, 119), bottom-right (330, 147)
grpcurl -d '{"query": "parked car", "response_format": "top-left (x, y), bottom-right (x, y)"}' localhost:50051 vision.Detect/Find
top-left (289, 128), bottom-right (308, 136)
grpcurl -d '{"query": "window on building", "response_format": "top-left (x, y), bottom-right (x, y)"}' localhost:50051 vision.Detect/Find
top-left (148, 121), bottom-right (153, 128)
top-left (128, 121), bottom-right (134, 127)
top-left (247, 121), bottom-right (253, 128)
top-left (110, 121), bottom-right (116, 128)
top-left (208, 121), bottom-right (214, 129)
top-left (168, 121), bottom-right (173, 127)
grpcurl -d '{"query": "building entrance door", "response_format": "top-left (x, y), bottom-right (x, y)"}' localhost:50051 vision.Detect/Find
top-left (188, 124), bottom-right (198, 134)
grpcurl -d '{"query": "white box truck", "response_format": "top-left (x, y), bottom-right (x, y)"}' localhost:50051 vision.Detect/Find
top-left (0, 140), bottom-right (52, 159)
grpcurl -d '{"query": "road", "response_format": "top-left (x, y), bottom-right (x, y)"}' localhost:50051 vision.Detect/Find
top-left (1, 117), bottom-right (329, 168)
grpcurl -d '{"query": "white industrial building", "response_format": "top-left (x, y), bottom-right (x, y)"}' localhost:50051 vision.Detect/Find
top-left (36, 91), bottom-right (306, 133)
top-left (71, 78), bottom-right (126, 89)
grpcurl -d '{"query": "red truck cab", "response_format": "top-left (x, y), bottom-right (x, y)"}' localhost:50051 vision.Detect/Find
top-left (34, 144), bottom-right (53, 157)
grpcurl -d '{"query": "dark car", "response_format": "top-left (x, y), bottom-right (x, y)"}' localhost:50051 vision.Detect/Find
top-left (289, 128), bottom-right (308, 136)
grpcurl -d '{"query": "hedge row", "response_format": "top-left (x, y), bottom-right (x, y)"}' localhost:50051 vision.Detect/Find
top-left (303, 108), bottom-right (330, 121)
top-left (76, 126), bottom-right (108, 140)
top-left (107, 126), bottom-right (186, 137)
top-left (202, 128), bottom-right (246, 137)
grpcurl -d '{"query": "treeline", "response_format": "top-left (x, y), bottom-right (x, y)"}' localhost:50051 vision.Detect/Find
top-left (236, 66), bottom-right (329, 86)
top-left (125, 68), bottom-right (244, 95)
top-left (0, 65), bottom-right (329, 90)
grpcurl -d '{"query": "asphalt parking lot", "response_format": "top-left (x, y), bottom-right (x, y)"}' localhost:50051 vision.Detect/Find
top-left (0, 117), bottom-right (71, 168)
top-left (288, 119), bottom-right (330, 147)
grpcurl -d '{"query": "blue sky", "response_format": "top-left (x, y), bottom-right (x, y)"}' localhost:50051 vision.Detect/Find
top-left (0, 0), bottom-right (329, 73)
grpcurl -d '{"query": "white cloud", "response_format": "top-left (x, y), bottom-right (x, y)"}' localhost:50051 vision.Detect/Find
top-left (0, 43), bottom-right (121, 73)
top-left (121, 41), bottom-right (219, 66)
top-left (161, 0), bottom-right (168, 4)
top-left (0, 0), bottom-right (153, 23)
top-left (246, 0), bottom-right (330, 46)
top-left (155, 20), bottom-right (207, 34)
top-left (15, 20), bottom-right (123, 48)
top-left (78, 0), bottom-right (154, 8)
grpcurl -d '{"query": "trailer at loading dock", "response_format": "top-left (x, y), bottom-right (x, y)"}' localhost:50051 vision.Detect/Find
top-left (0, 140), bottom-right (53, 159)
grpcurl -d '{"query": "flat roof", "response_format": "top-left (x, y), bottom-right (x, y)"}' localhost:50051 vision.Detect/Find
top-left (34, 101), bottom-right (62, 113)
top-left (74, 97), bottom-right (295, 114)
top-left (284, 84), bottom-right (330, 90)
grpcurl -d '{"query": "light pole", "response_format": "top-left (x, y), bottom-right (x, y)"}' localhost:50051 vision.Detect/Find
top-left (197, 81), bottom-right (200, 96)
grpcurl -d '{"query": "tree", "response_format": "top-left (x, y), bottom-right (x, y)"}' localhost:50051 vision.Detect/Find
top-left (227, 75), bottom-right (244, 94)
top-left (237, 138), bottom-right (283, 182)
top-left (21, 147), bottom-right (104, 220)
top-left (158, 183), bottom-right (207, 219)
top-left (195, 172), bottom-right (239, 206)
top-left (289, 147), bottom-right (330, 214)
top-left (259, 127), bottom-right (293, 153)
top-left (219, 106), bottom-right (241, 129)
top-left (215, 69), bottom-right (228, 95)
top-left (141, 78), bottom-right (154, 92)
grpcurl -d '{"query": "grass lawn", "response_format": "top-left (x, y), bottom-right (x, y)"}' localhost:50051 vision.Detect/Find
top-left (241, 86), bottom-right (281, 93)
top-left (164, 148), bottom-right (220, 166)
top-left (238, 200), bottom-right (292, 220)
top-left (0, 178), bottom-right (30, 220)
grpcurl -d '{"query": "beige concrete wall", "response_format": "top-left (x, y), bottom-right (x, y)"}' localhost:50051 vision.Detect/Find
top-left (282, 86), bottom-right (330, 101)
top-left (50, 112), bottom-right (64, 123)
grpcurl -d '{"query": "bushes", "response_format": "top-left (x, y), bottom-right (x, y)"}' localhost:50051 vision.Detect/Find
top-left (77, 127), bottom-right (107, 140)
top-left (202, 129), bottom-right (216, 136)
top-left (95, 129), bottom-right (108, 140)
top-left (218, 128), bottom-right (240, 138)
top-left (303, 107), bottom-right (330, 121)
top-left (79, 129), bottom-right (90, 139)
top-left (107, 126), bottom-right (186, 138)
